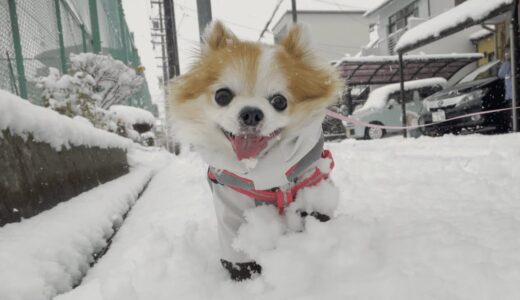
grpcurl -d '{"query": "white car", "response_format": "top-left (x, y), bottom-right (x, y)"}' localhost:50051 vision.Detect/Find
top-left (346, 78), bottom-right (447, 139)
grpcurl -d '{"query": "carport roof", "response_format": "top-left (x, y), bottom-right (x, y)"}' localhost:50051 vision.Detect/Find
top-left (334, 53), bottom-right (483, 86)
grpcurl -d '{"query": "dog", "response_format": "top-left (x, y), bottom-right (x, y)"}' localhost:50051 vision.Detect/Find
top-left (168, 21), bottom-right (341, 281)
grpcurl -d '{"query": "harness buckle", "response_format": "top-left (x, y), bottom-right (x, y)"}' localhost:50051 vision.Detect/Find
top-left (274, 189), bottom-right (294, 215)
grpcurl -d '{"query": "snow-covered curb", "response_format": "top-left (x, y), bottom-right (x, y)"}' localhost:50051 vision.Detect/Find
top-left (0, 150), bottom-right (170, 300)
top-left (0, 90), bottom-right (131, 151)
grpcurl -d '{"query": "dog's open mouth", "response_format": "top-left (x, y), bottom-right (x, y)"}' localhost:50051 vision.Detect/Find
top-left (222, 128), bottom-right (282, 160)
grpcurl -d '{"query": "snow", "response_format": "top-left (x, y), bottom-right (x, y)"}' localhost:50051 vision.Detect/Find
top-left (109, 105), bottom-right (156, 126)
top-left (0, 90), bottom-right (131, 151)
top-left (335, 53), bottom-right (483, 66)
top-left (52, 133), bottom-right (520, 300)
top-left (358, 78), bottom-right (447, 111)
top-left (469, 25), bottom-right (495, 41)
top-left (395, 0), bottom-right (513, 52)
top-left (69, 53), bottom-right (144, 109)
top-left (0, 148), bottom-right (171, 300)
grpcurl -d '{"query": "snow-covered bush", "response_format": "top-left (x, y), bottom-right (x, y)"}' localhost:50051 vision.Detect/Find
top-left (109, 105), bottom-right (156, 145)
top-left (38, 67), bottom-right (109, 129)
top-left (39, 53), bottom-right (145, 130)
top-left (69, 53), bottom-right (144, 109)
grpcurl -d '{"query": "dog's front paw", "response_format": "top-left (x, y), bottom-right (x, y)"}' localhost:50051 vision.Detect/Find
top-left (299, 210), bottom-right (330, 222)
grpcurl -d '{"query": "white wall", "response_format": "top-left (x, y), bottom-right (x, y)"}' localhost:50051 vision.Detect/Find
top-left (368, 0), bottom-right (480, 56)
top-left (273, 12), bottom-right (369, 62)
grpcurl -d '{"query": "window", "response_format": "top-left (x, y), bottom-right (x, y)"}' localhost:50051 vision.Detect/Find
top-left (388, 90), bottom-right (414, 103)
top-left (388, 1), bottom-right (419, 34)
top-left (387, 85), bottom-right (444, 104)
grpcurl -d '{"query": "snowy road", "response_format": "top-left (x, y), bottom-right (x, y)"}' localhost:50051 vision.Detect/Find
top-left (55, 133), bottom-right (520, 300)
top-left (4, 134), bottom-right (520, 300)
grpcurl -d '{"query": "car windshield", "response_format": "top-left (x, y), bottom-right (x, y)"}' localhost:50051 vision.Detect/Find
top-left (458, 60), bottom-right (501, 83)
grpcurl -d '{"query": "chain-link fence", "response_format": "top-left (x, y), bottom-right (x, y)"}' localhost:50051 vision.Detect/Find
top-left (0, 0), bottom-right (153, 111)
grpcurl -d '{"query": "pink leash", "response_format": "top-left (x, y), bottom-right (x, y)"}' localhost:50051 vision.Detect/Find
top-left (326, 106), bottom-right (518, 130)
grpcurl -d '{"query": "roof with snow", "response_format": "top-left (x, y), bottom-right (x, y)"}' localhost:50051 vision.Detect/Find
top-left (469, 25), bottom-right (496, 41)
top-left (334, 53), bottom-right (483, 86)
top-left (109, 105), bottom-right (156, 126)
top-left (395, 0), bottom-right (513, 53)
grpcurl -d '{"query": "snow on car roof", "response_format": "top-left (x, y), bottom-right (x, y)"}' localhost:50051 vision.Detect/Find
top-left (109, 105), bottom-right (156, 126)
top-left (359, 78), bottom-right (447, 111)
top-left (395, 0), bottom-right (513, 53)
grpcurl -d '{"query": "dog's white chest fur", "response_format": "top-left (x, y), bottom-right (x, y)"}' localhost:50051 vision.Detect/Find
top-left (199, 117), bottom-right (323, 190)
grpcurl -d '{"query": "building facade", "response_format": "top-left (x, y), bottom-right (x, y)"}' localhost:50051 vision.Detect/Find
top-left (272, 10), bottom-right (370, 62)
top-left (363, 0), bottom-right (481, 56)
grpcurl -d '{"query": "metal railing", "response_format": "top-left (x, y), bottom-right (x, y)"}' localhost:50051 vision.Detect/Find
top-left (0, 0), bottom-right (153, 111)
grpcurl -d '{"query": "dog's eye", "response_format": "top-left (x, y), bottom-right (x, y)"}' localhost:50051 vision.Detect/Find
top-left (215, 88), bottom-right (234, 106)
top-left (269, 94), bottom-right (287, 111)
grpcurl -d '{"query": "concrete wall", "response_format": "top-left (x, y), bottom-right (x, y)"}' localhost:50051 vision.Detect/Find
top-left (273, 11), bottom-right (370, 62)
top-left (0, 131), bottom-right (129, 226)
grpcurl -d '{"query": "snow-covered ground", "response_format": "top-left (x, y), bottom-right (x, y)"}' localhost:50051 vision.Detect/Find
top-left (49, 133), bottom-right (520, 300)
top-left (0, 148), bottom-right (171, 300)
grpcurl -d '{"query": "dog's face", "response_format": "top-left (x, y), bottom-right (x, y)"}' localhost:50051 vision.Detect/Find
top-left (169, 21), bottom-right (340, 161)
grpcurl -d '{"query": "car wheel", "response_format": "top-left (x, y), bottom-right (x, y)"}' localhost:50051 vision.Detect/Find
top-left (364, 122), bottom-right (386, 140)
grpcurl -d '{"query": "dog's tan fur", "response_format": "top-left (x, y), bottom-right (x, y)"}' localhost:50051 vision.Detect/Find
top-left (166, 21), bottom-right (342, 163)
top-left (169, 21), bottom-right (341, 124)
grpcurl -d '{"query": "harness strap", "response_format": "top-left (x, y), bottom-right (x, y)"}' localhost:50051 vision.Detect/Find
top-left (285, 135), bottom-right (324, 182)
top-left (208, 149), bottom-right (334, 214)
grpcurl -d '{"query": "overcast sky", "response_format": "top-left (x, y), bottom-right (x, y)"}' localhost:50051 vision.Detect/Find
top-left (122, 0), bottom-right (384, 113)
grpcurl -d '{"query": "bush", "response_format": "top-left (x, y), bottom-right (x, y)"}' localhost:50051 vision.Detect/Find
top-left (38, 53), bottom-right (144, 131)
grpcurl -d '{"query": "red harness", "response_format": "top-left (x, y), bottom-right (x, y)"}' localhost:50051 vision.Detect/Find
top-left (208, 150), bottom-right (334, 214)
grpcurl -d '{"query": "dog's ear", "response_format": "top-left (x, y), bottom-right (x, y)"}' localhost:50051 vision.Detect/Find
top-left (280, 24), bottom-right (312, 58)
top-left (202, 21), bottom-right (238, 52)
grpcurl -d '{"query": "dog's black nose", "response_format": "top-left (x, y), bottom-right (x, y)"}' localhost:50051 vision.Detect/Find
top-left (239, 107), bottom-right (264, 127)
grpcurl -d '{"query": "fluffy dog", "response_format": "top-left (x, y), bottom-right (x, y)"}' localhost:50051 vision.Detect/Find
top-left (169, 21), bottom-right (341, 280)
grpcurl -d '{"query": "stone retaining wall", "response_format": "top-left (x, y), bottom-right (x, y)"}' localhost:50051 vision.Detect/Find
top-left (0, 130), bottom-right (129, 226)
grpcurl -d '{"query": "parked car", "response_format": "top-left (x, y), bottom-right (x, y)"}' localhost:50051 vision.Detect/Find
top-left (346, 78), bottom-right (447, 139)
top-left (419, 60), bottom-right (509, 135)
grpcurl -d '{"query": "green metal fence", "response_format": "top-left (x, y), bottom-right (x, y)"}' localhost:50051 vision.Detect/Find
top-left (0, 0), bottom-right (154, 112)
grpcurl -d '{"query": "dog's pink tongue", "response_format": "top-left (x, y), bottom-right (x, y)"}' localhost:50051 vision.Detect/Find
top-left (230, 134), bottom-right (268, 160)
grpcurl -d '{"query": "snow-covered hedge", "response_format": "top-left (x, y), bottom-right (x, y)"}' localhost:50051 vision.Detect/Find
top-left (38, 53), bottom-right (145, 131)
top-left (109, 105), bottom-right (156, 126)
top-left (69, 53), bottom-right (144, 109)
top-left (0, 90), bottom-right (131, 151)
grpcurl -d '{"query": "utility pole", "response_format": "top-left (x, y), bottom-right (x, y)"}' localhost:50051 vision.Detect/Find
top-left (291, 0), bottom-right (297, 23)
top-left (510, 0), bottom-right (519, 132)
top-left (196, 0), bottom-right (212, 41)
top-left (163, 0), bottom-right (180, 78)
top-left (150, 0), bottom-right (169, 84)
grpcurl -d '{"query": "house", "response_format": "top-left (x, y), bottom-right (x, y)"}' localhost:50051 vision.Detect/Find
top-left (363, 0), bottom-right (482, 55)
top-left (272, 10), bottom-right (370, 62)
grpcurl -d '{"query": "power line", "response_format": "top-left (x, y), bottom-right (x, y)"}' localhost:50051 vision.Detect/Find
top-left (311, 0), bottom-right (367, 10)
top-left (173, 3), bottom-right (264, 33)
top-left (259, 0), bottom-right (285, 41)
